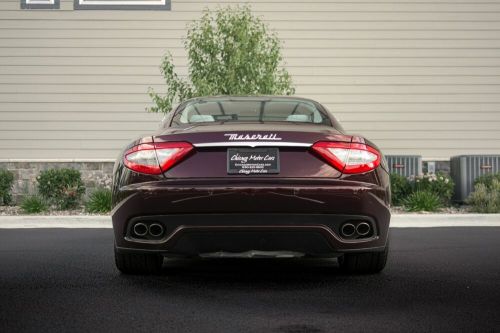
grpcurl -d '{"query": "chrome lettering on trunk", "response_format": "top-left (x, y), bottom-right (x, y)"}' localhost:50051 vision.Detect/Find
top-left (224, 133), bottom-right (282, 141)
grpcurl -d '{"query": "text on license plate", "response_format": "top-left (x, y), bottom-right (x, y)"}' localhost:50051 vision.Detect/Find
top-left (227, 148), bottom-right (280, 175)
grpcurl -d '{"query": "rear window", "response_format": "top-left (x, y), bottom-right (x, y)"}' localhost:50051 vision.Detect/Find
top-left (170, 98), bottom-right (332, 127)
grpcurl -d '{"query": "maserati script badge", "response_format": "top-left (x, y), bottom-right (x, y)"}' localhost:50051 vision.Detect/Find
top-left (224, 133), bottom-right (282, 141)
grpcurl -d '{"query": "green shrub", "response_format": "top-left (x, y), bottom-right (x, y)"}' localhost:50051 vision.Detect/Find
top-left (148, 5), bottom-right (294, 113)
top-left (20, 195), bottom-right (48, 214)
top-left (37, 168), bottom-right (85, 210)
top-left (403, 191), bottom-right (442, 212)
top-left (467, 178), bottom-right (500, 213)
top-left (390, 172), bottom-right (453, 207)
top-left (85, 188), bottom-right (112, 214)
top-left (389, 173), bottom-right (412, 206)
top-left (0, 169), bottom-right (14, 205)
top-left (474, 173), bottom-right (500, 189)
top-left (409, 172), bottom-right (454, 205)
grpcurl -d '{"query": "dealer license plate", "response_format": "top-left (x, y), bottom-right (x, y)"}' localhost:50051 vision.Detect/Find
top-left (227, 148), bottom-right (280, 175)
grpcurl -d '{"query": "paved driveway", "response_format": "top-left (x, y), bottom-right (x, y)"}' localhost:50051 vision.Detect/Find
top-left (0, 227), bottom-right (499, 332)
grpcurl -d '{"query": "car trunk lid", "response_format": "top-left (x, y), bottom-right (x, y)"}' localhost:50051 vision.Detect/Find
top-left (153, 123), bottom-right (351, 179)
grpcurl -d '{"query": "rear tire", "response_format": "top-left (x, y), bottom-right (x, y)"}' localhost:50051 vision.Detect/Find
top-left (114, 247), bottom-right (163, 274)
top-left (338, 243), bottom-right (389, 274)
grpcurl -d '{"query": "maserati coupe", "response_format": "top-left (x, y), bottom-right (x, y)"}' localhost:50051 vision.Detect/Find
top-left (111, 96), bottom-right (391, 274)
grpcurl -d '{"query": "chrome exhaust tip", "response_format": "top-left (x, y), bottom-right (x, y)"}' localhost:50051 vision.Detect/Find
top-left (133, 222), bottom-right (148, 237)
top-left (340, 223), bottom-right (356, 237)
top-left (356, 222), bottom-right (371, 236)
top-left (149, 223), bottom-right (164, 237)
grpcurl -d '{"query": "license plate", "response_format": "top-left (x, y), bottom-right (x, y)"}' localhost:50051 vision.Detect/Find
top-left (227, 148), bottom-right (280, 175)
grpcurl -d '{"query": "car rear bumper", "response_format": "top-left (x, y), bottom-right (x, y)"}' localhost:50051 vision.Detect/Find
top-left (112, 179), bottom-right (390, 256)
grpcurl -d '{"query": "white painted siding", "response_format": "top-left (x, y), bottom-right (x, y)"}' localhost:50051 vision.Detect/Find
top-left (1, 0), bottom-right (499, 159)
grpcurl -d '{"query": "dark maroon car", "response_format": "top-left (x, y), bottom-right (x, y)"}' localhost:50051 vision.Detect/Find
top-left (111, 96), bottom-right (391, 274)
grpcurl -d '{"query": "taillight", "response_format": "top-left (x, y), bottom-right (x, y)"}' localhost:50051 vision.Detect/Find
top-left (311, 141), bottom-right (380, 174)
top-left (124, 142), bottom-right (193, 175)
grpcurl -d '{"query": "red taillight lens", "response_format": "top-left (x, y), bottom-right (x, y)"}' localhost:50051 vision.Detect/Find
top-left (311, 141), bottom-right (380, 174)
top-left (124, 141), bottom-right (193, 175)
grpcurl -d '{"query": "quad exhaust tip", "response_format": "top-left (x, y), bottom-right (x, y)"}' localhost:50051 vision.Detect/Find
top-left (133, 223), bottom-right (148, 237)
top-left (148, 223), bottom-right (164, 237)
top-left (340, 223), bottom-right (356, 237)
top-left (340, 222), bottom-right (372, 238)
top-left (356, 222), bottom-right (371, 236)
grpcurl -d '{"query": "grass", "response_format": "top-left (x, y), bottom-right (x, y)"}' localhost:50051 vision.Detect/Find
top-left (20, 195), bottom-right (48, 214)
top-left (85, 188), bottom-right (112, 214)
top-left (403, 191), bottom-right (442, 212)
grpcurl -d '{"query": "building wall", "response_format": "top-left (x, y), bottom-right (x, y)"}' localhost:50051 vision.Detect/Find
top-left (1, 0), bottom-right (500, 160)
top-left (0, 160), bottom-right (114, 202)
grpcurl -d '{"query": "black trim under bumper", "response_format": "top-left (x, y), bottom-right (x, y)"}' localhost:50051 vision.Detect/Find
top-left (114, 214), bottom-right (390, 257)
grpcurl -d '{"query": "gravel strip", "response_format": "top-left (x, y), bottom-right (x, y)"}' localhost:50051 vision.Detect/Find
top-left (1, 205), bottom-right (475, 216)
top-left (0, 206), bottom-right (105, 216)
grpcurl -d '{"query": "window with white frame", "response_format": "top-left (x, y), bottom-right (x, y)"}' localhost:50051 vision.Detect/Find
top-left (74, 0), bottom-right (171, 10)
top-left (21, 0), bottom-right (60, 9)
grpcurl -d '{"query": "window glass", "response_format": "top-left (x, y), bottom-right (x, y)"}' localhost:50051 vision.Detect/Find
top-left (171, 98), bottom-right (332, 127)
top-left (74, 0), bottom-right (170, 10)
top-left (21, 0), bottom-right (59, 9)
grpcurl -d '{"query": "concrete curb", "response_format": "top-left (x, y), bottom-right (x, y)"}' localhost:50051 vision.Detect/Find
top-left (0, 214), bottom-right (499, 228)
top-left (0, 216), bottom-right (111, 228)
top-left (390, 213), bottom-right (500, 227)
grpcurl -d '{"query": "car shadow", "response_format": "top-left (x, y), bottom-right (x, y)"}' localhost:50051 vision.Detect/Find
top-left (117, 257), bottom-right (380, 291)
top-left (165, 257), bottom-right (342, 280)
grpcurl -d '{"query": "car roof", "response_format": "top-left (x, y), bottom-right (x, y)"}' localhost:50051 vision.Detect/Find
top-left (183, 95), bottom-right (320, 105)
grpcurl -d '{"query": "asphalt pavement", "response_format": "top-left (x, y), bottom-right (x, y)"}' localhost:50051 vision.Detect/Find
top-left (1, 228), bottom-right (499, 333)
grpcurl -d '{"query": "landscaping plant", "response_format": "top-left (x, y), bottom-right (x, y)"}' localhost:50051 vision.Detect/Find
top-left (391, 172), bottom-right (454, 210)
top-left (389, 173), bottom-right (412, 206)
top-left (403, 191), bottom-right (442, 212)
top-left (148, 5), bottom-right (295, 113)
top-left (37, 168), bottom-right (85, 210)
top-left (467, 175), bottom-right (500, 213)
top-left (388, 171), bottom-right (455, 212)
top-left (407, 172), bottom-right (454, 206)
top-left (0, 169), bottom-right (14, 205)
top-left (85, 188), bottom-right (112, 214)
top-left (20, 194), bottom-right (48, 214)
top-left (474, 173), bottom-right (500, 189)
